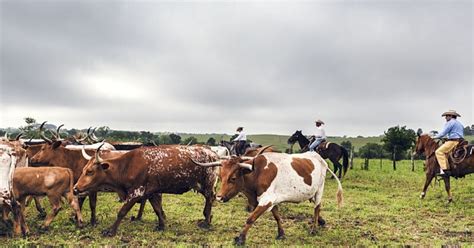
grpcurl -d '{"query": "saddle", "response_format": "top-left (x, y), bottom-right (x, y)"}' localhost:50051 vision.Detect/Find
top-left (448, 139), bottom-right (474, 167)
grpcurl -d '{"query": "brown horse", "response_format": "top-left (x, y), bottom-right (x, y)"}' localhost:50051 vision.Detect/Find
top-left (288, 130), bottom-right (349, 179)
top-left (414, 133), bottom-right (474, 202)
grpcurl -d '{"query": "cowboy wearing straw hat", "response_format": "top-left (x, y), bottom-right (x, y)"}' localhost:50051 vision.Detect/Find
top-left (433, 110), bottom-right (464, 176)
top-left (309, 119), bottom-right (326, 152)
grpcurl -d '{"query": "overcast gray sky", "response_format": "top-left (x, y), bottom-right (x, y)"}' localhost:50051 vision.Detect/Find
top-left (0, 1), bottom-right (472, 137)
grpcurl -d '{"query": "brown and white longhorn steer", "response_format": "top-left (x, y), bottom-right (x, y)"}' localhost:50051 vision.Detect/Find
top-left (12, 167), bottom-right (83, 232)
top-left (73, 145), bottom-right (219, 237)
top-left (194, 150), bottom-right (343, 245)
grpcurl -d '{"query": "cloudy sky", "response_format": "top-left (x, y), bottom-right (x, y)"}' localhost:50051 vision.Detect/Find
top-left (0, 1), bottom-right (472, 137)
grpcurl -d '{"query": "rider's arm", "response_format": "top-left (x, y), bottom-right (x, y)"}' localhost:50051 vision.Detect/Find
top-left (233, 133), bottom-right (244, 142)
top-left (434, 121), bottom-right (453, 139)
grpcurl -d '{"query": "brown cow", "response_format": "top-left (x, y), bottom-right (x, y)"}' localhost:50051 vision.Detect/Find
top-left (193, 147), bottom-right (343, 245)
top-left (73, 145), bottom-right (219, 237)
top-left (30, 141), bottom-right (131, 225)
top-left (242, 146), bottom-right (280, 157)
top-left (12, 167), bottom-right (83, 233)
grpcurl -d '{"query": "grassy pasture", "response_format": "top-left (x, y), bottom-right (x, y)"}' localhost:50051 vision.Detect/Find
top-left (1, 159), bottom-right (472, 246)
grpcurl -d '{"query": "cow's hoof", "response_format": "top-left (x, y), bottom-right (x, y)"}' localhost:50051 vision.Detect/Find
top-left (155, 224), bottom-right (165, 231)
top-left (39, 226), bottom-right (49, 233)
top-left (318, 217), bottom-right (326, 227)
top-left (245, 205), bottom-right (255, 212)
top-left (309, 228), bottom-right (317, 236)
top-left (37, 212), bottom-right (47, 219)
top-left (101, 229), bottom-right (116, 237)
top-left (76, 222), bottom-right (84, 229)
top-left (234, 236), bottom-right (246, 246)
top-left (197, 220), bottom-right (210, 229)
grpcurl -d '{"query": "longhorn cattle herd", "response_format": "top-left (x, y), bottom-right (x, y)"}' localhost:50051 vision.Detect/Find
top-left (0, 122), bottom-right (344, 244)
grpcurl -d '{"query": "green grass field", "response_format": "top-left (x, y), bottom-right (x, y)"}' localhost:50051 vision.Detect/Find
top-left (1, 159), bottom-right (472, 246)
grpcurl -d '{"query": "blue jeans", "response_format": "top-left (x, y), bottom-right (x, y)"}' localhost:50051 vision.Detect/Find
top-left (309, 138), bottom-right (324, 151)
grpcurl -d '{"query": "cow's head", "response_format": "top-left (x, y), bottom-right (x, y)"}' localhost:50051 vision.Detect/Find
top-left (73, 145), bottom-right (113, 196)
top-left (29, 141), bottom-right (63, 166)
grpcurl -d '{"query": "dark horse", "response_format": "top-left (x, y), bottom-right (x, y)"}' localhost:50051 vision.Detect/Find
top-left (287, 130), bottom-right (349, 179)
top-left (220, 140), bottom-right (261, 156)
top-left (414, 133), bottom-right (474, 202)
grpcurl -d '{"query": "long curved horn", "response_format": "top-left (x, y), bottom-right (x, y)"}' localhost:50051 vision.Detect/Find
top-left (56, 124), bottom-right (64, 139)
top-left (240, 156), bottom-right (254, 160)
top-left (39, 121), bottom-right (53, 144)
top-left (81, 146), bottom-right (92, 161)
top-left (238, 162), bottom-right (252, 170)
top-left (219, 155), bottom-right (231, 159)
top-left (90, 127), bottom-right (105, 142)
top-left (256, 145), bottom-right (273, 156)
top-left (15, 132), bottom-right (24, 141)
top-left (151, 140), bottom-right (158, 146)
top-left (77, 127), bottom-right (92, 142)
top-left (95, 143), bottom-right (105, 163)
top-left (3, 132), bottom-right (8, 140)
top-left (191, 158), bottom-right (222, 167)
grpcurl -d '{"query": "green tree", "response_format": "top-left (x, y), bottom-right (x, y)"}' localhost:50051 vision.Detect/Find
top-left (19, 117), bottom-right (38, 138)
top-left (340, 140), bottom-right (353, 153)
top-left (169, 133), bottom-right (181, 144)
top-left (382, 125), bottom-right (416, 170)
top-left (159, 135), bottom-right (172, 144)
top-left (206, 137), bottom-right (217, 146)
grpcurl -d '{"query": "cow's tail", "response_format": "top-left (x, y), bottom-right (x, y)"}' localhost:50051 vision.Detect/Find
top-left (341, 147), bottom-right (349, 177)
top-left (325, 166), bottom-right (343, 208)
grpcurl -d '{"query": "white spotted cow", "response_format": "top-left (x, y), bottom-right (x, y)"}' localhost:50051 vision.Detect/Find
top-left (192, 146), bottom-right (343, 245)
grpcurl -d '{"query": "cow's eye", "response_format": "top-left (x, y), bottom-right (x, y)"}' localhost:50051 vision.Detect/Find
top-left (86, 170), bottom-right (93, 176)
top-left (229, 177), bottom-right (237, 183)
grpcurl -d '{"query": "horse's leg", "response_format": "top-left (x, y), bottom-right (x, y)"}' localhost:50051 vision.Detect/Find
top-left (329, 157), bottom-right (342, 179)
top-left (442, 177), bottom-right (452, 203)
top-left (420, 172), bottom-right (435, 199)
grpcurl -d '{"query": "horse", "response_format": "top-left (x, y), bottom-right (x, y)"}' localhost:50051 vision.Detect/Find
top-left (287, 130), bottom-right (349, 179)
top-left (219, 140), bottom-right (261, 156)
top-left (414, 133), bottom-right (474, 202)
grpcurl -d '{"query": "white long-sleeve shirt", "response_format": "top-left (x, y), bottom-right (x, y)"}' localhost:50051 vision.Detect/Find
top-left (233, 131), bottom-right (247, 141)
top-left (314, 126), bottom-right (326, 139)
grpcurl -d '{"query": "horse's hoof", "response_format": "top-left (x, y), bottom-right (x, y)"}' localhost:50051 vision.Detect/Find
top-left (91, 219), bottom-right (99, 227)
top-left (130, 216), bottom-right (142, 222)
top-left (101, 229), bottom-right (116, 237)
top-left (447, 198), bottom-right (453, 203)
top-left (197, 220), bottom-right (210, 229)
top-left (276, 231), bottom-right (285, 240)
top-left (419, 192), bottom-right (426, 199)
top-left (234, 235), bottom-right (246, 246)
top-left (155, 224), bottom-right (165, 231)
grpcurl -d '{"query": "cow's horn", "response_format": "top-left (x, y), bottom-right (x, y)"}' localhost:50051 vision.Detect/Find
top-left (256, 145), bottom-right (272, 156)
top-left (240, 156), bottom-right (254, 160)
top-left (81, 146), bottom-right (92, 161)
top-left (238, 163), bottom-right (253, 170)
top-left (39, 121), bottom-right (53, 144)
top-left (15, 132), bottom-right (24, 140)
top-left (3, 132), bottom-right (8, 140)
top-left (91, 127), bottom-right (105, 142)
top-left (191, 158), bottom-right (222, 167)
top-left (56, 124), bottom-right (64, 139)
top-left (95, 143), bottom-right (105, 163)
top-left (219, 155), bottom-right (231, 159)
top-left (77, 127), bottom-right (92, 142)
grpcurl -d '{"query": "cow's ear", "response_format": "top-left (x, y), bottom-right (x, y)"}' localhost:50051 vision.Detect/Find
top-left (100, 163), bottom-right (110, 170)
top-left (52, 141), bottom-right (62, 149)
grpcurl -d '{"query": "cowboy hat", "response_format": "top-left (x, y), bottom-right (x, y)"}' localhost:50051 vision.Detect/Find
top-left (441, 110), bottom-right (461, 117)
top-left (236, 127), bottom-right (243, 131)
top-left (314, 119), bottom-right (325, 124)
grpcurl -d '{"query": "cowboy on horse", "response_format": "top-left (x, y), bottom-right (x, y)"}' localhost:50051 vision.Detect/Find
top-left (309, 119), bottom-right (326, 152)
top-left (433, 110), bottom-right (464, 177)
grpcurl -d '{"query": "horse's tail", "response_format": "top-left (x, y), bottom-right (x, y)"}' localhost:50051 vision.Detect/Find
top-left (341, 147), bottom-right (349, 177)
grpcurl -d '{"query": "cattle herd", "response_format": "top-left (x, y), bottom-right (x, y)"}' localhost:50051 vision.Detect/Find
top-left (0, 122), bottom-right (344, 245)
